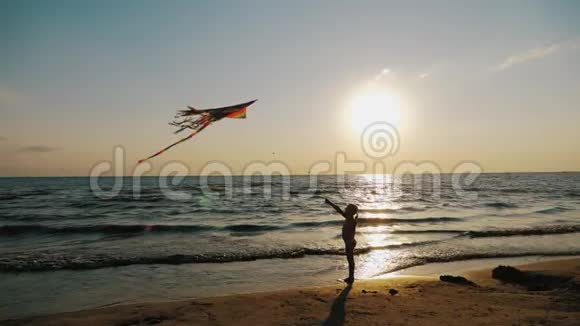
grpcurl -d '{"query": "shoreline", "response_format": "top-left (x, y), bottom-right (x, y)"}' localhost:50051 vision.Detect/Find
top-left (4, 257), bottom-right (579, 325)
top-left (382, 254), bottom-right (580, 277)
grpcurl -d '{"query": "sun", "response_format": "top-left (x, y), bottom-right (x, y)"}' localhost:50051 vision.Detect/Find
top-left (349, 86), bottom-right (402, 132)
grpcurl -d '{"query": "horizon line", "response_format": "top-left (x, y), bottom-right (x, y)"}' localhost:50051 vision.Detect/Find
top-left (1, 171), bottom-right (579, 178)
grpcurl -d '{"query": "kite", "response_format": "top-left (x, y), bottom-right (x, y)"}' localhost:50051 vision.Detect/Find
top-left (138, 99), bottom-right (257, 163)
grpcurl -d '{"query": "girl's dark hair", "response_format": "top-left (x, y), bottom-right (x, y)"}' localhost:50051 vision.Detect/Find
top-left (346, 204), bottom-right (358, 215)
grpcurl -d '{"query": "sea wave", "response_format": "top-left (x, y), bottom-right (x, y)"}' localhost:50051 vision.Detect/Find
top-left (223, 224), bottom-right (283, 232)
top-left (496, 188), bottom-right (534, 194)
top-left (0, 224), bottom-right (216, 236)
top-left (289, 217), bottom-right (462, 228)
top-left (3, 221), bottom-right (578, 240)
top-left (305, 240), bottom-right (442, 256)
top-left (0, 195), bottom-right (22, 201)
top-left (1, 245), bottom-right (578, 273)
top-left (358, 217), bottom-right (463, 225)
top-left (0, 240), bottom-right (438, 272)
top-left (389, 225), bottom-right (580, 238)
top-left (379, 251), bottom-right (580, 275)
top-left (484, 202), bottom-right (518, 209)
top-left (0, 217), bottom-right (465, 237)
top-left (99, 196), bottom-right (167, 203)
top-left (389, 229), bottom-right (466, 234)
top-left (359, 206), bottom-right (426, 213)
top-left (289, 220), bottom-right (342, 228)
top-left (465, 225), bottom-right (580, 238)
top-left (0, 190), bottom-right (55, 201)
top-left (535, 206), bottom-right (572, 214)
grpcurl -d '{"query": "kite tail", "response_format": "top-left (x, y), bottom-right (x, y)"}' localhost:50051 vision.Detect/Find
top-left (137, 121), bottom-right (212, 164)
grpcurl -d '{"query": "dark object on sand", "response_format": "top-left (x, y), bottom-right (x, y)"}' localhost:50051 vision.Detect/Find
top-left (492, 266), bottom-right (524, 283)
top-left (362, 289), bottom-right (377, 294)
top-left (388, 289), bottom-right (398, 296)
top-left (492, 265), bottom-right (573, 291)
top-left (439, 275), bottom-right (477, 287)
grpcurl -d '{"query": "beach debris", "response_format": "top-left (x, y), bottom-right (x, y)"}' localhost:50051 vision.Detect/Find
top-left (492, 265), bottom-right (573, 291)
top-left (492, 265), bottom-right (525, 283)
top-left (439, 274), bottom-right (478, 287)
top-left (138, 99), bottom-right (257, 163)
top-left (190, 300), bottom-right (213, 306)
top-left (361, 289), bottom-right (377, 294)
top-left (313, 296), bottom-right (328, 303)
top-left (388, 288), bottom-right (399, 296)
top-left (119, 314), bottom-right (169, 326)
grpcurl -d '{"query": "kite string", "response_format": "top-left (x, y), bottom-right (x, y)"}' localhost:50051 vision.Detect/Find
top-left (137, 119), bottom-right (214, 164)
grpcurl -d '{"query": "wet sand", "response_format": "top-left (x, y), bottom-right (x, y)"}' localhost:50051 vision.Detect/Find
top-left (3, 258), bottom-right (579, 325)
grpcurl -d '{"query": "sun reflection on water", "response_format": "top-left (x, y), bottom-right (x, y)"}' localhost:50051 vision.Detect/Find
top-left (356, 249), bottom-right (397, 279)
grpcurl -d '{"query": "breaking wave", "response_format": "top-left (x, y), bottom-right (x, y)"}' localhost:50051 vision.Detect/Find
top-left (465, 225), bottom-right (580, 238)
top-left (359, 206), bottom-right (426, 213)
top-left (379, 251), bottom-right (580, 275)
top-left (535, 206), bottom-right (572, 214)
top-left (0, 224), bottom-right (216, 236)
top-left (0, 217), bottom-right (465, 237)
top-left (390, 225), bottom-right (580, 238)
top-left (1, 244), bottom-right (578, 273)
top-left (484, 202), bottom-right (518, 209)
top-left (358, 217), bottom-right (463, 224)
top-left (0, 240), bottom-right (444, 272)
top-left (223, 224), bottom-right (283, 232)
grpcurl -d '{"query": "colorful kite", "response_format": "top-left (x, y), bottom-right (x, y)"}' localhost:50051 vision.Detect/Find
top-left (138, 100), bottom-right (257, 163)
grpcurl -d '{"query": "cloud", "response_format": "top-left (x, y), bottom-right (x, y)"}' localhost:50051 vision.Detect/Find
top-left (495, 39), bottom-right (579, 71)
top-left (20, 145), bottom-right (60, 153)
top-left (372, 68), bottom-right (391, 82)
top-left (416, 64), bottom-right (441, 80)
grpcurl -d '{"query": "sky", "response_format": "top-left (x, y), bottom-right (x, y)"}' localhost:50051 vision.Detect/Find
top-left (2, 0), bottom-right (580, 176)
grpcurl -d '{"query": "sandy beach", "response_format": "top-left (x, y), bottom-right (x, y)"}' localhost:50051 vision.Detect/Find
top-left (3, 258), bottom-right (579, 326)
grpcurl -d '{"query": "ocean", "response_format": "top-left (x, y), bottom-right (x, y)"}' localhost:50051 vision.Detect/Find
top-left (1, 173), bottom-right (579, 318)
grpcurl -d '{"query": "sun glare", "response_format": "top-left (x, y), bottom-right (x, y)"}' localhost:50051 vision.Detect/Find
top-left (349, 87), bottom-right (402, 132)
